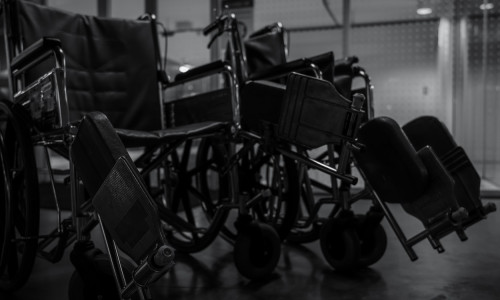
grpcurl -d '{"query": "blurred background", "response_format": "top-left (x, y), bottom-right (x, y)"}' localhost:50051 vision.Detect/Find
top-left (1, 0), bottom-right (499, 194)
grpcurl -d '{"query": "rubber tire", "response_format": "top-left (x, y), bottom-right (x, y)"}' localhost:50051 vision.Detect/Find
top-left (0, 100), bottom-right (40, 291)
top-left (356, 215), bottom-right (387, 268)
top-left (319, 218), bottom-right (360, 272)
top-left (233, 222), bottom-right (281, 280)
top-left (68, 253), bottom-right (138, 300)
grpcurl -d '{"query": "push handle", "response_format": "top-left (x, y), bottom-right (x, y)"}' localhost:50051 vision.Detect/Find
top-left (202, 14), bottom-right (229, 36)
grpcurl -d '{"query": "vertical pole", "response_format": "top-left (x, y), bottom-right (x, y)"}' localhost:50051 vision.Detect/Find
top-left (97, 0), bottom-right (110, 17)
top-left (481, 0), bottom-right (489, 178)
top-left (145, 0), bottom-right (157, 15)
top-left (342, 0), bottom-right (351, 57)
top-left (209, 0), bottom-right (221, 62)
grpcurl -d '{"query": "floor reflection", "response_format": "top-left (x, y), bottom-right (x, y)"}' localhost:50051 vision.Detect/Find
top-left (2, 199), bottom-right (500, 300)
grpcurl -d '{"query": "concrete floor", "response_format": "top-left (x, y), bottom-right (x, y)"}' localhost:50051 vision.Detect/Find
top-left (1, 197), bottom-right (499, 300)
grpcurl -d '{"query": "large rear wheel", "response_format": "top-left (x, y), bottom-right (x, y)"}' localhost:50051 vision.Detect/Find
top-left (0, 101), bottom-right (40, 291)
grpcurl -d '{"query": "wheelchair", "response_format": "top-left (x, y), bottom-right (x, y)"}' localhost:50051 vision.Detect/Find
top-left (0, 0), bottom-right (289, 293)
top-left (169, 12), bottom-right (374, 272)
top-left (178, 11), bottom-right (496, 272)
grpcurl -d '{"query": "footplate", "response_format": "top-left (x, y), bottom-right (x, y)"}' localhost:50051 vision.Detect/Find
top-left (92, 156), bottom-right (166, 263)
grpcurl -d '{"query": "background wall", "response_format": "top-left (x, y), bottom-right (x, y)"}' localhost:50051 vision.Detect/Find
top-left (12, 0), bottom-right (500, 188)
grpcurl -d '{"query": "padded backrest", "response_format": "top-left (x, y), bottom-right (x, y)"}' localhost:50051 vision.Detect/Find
top-left (353, 117), bottom-right (429, 203)
top-left (18, 1), bottom-right (161, 131)
top-left (333, 56), bottom-right (358, 99)
top-left (244, 23), bottom-right (287, 76)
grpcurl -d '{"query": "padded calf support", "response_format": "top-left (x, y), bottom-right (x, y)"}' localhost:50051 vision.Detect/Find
top-left (353, 117), bottom-right (429, 204)
top-left (402, 116), bottom-right (494, 223)
top-left (71, 112), bottom-right (166, 263)
top-left (354, 117), bottom-right (460, 230)
top-left (19, 1), bottom-right (162, 131)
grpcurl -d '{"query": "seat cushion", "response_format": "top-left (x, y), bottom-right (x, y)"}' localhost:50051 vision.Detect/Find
top-left (116, 121), bottom-right (229, 148)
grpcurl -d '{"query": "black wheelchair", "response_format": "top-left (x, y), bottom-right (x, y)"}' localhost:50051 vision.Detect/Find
top-left (174, 11), bottom-right (496, 272)
top-left (167, 12), bottom-right (376, 272)
top-left (0, 0), bottom-right (293, 294)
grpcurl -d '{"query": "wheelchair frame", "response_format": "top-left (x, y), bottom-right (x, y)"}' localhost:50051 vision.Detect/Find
top-left (0, 2), bottom-right (183, 297)
top-left (169, 12), bottom-right (376, 272)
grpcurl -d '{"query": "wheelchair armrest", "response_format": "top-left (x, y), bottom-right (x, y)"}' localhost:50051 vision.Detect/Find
top-left (11, 37), bottom-right (63, 74)
top-left (172, 60), bottom-right (230, 84)
top-left (248, 58), bottom-right (319, 81)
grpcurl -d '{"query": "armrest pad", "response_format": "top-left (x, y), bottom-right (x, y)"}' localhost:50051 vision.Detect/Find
top-left (11, 37), bottom-right (62, 71)
top-left (174, 60), bottom-right (229, 82)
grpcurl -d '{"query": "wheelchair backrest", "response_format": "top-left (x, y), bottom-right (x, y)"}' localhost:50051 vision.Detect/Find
top-left (353, 117), bottom-right (429, 204)
top-left (10, 1), bottom-right (162, 131)
top-left (244, 22), bottom-right (287, 77)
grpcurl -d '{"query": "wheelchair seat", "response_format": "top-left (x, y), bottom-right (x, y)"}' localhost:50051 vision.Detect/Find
top-left (116, 121), bottom-right (228, 148)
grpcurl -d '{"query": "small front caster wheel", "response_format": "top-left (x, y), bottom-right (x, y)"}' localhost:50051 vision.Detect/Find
top-left (233, 221), bottom-right (281, 280)
top-left (319, 218), bottom-right (360, 272)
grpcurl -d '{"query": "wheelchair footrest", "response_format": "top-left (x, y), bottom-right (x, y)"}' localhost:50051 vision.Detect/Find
top-left (92, 156), bottom-right (165, 263)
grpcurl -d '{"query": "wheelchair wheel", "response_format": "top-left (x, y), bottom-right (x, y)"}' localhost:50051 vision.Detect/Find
top-left (158, 139), bottom-right (230, 253)
top-left (233, 221), bottom-right (281, 280)
top-left (319, 217), bottom-right (360, 272)
top-left (0, 101), bottom-right (40, 291)
top-left (197, 137), bottom-right (299, 242)
top-left (355, 215), bottom-right (387, 268)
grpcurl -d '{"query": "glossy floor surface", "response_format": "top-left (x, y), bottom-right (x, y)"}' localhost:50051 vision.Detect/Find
top-left (1, 198), bottom-right (499, 300)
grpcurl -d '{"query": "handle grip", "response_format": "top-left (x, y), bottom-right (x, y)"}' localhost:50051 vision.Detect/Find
top-left (203, 14), bottom-right (228, 36)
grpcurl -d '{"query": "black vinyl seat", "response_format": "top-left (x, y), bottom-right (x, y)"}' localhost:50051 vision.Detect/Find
top-left (115, 121), bottom-right (228, 148)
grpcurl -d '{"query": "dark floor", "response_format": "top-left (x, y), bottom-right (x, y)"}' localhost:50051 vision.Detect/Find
top-left (1, 198), bottom-right (499, 300)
